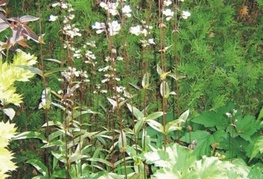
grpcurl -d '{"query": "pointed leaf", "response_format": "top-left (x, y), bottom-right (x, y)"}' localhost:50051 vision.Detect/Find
top-left (27, 159), bottom-right (48, 176)
top-left (19, 15), bottom-right (39, 22)
top-left (2, 108), bottom-right (15, 120)
top-left (145, 112), bottom-right (164, 121)
top-left (118, 130), bottom-right (127, 152)
top-left (12, 131), bottom-right (47, 143)
top-left (156, 64), bottom-right (162, 75)
top-left (160, 81), bottom-right (170, 98)
top-left (142, 72), bottom-right (150, 89)
top-left (165, 118), bottom-right (184, 134)
top-left (127, 103), bottom-right (144, 120)
top-left (14, 65), bottom-right (43, 76)
top-left (134, 119), bottom-right (144, 134)
top-left (147, 120), bottom-right (164, 133)
top-left (179, 109), bottom-right (190, 122)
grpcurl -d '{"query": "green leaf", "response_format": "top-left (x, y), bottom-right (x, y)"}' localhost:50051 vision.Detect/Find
top-left (181, 130), bottom-right (226, 157)
top-left (145, 112), bottom-right (164, 121)
top-left (192, 110), bottom-right (229, 130)
top-left (165, 118), bottom-right (183, 134)
top-left (235, 115), bottom-right (260, 142)
top-left (12, 131), bottom-right (47, 143)
top-left (126, 103), bottom-right (144, 120)
top-left (133, 119), bottom-right (144, 134)
top-left (179, 109), bottom-right (190, 122)
top-left (142, 72), bottom-right (150, 89)
top-left (257, 107), bottom-right (263, 120)
top-left (14, 65), bottom-right (43, 77)
top-left (249, 136), bottom-right (263, 161)
top-left (156, 64), bottom-right (163, 75)
top-left (27, 159), bottom-right (48, 176)
top-left (73, 109), bottom-right (100, 119)
top-left (160, 81), bottom-right (170, 98)
top-left (147, 120), bottom-right (164, 133)
top-left (118, 130), bottom-right (127, 151)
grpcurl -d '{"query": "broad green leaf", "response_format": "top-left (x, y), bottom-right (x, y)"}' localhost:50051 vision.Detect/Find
top-left (26, 159), bottom-right (48, 176)
top-left (12, 131), bottom-right (47, 143)
top-left (249, 136), bottom-right (263, 161)
top-left (181, 130), bottom-right (226, 157)
top-left (145, 112), bottom-right (164, 121)
top-left (142, 72), bottom-right (150, 89)
top-left (192, 110), bottom-right (229, 130)
top-left (126, 103), bottom-right (144, 120)
top-left (235, 115), bottom-right (260, 142)
top-left (147, 120), bottom-right (164, 133)
top-left (2, 108), bottom-right (15, 120)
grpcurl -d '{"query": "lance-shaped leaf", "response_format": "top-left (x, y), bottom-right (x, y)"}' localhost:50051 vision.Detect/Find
top-left (107, 97), bottom-right (126, 110)
top-left (14, 65), bottom-right (43, 77)
top-left (2, 108), bottom-right (15, 120)
top-left (160, 81), bottom-right (170, 98)
top-left (12, 131), bottom-right (47, 143)
top-left (165, 118), bottom-right (185, 134)
top-left (133, 119), bottom-right (144, 134)
top-left (69, 144), bottom-right (82, 164)
top-left (179, 109), bottom-right (190, 122)
top-left (145, 111), bottom-right (164, 121)
top-left (147, 120), bottom-right (164, 134)
top-left (142, 72), bottom-right (150, 89)
top-left (118, 130), bottom-right (127, 152)
top-left (26, 159), bottom-right (48, 177)
top-left (127, 103), bottom-right (144, 120)
top-left (157, 64), bottom-right (163, 75)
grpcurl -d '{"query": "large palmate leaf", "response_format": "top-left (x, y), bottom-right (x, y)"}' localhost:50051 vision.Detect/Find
top-left (235, 115), bottom-right (261, 142)
top-left (181, 130), bottom-right (226, 157)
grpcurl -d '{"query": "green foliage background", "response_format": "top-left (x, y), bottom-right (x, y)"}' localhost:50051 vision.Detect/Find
top-left (0, 0), bottom-right (262, 178)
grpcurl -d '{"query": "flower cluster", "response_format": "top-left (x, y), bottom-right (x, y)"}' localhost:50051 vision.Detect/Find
top-left (92, 2), bottom-right (132, 36)
top-left (161, 0), bottom-right (191, 21)
top-left (49, 1), bottom-right (82, 58)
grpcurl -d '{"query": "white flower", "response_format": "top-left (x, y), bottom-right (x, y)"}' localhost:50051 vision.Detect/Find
top-left (148, 38), bottom-right (155, 45)
top-left (108, 20), bottom-right (121, 36)
top-left (92, 22), bottom-right (106, 34)
top-left (61, 2), bottom-right (68, 9)
top-left (164, 0), bottom-right (172, 6)
top-left (51, 2), bottom-right (60, 7)
top-left (100, 2), bottom-right (119, 16)
top-left (122, 5), bottom-right (132, 17)
top-left (49, 15), bottom-right (58, 22)
top-left (129, 25), bottom-right (141, 36)
top-left (179, 0), bottom-right (184, 2)
top-left (163, 8), bottom-right (174, 21)
top-left (181, 10), bottom-right (191, 19)
top-left (226, 112), bottom-right (232, 118)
